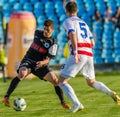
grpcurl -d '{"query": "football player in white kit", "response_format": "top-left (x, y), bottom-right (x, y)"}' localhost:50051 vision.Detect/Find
top-left (58, 1), bottom-right (120, 113)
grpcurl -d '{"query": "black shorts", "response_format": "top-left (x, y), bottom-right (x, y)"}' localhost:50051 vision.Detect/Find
top-left (18, 58), bottom-right (52, 80)
top-left (0, 63), bottom-right (5, 71)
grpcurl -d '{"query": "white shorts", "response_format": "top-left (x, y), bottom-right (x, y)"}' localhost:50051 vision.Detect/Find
top-left (60, 55), bottom-right (95, 79)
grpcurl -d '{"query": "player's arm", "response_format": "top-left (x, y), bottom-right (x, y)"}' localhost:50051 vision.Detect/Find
top-left (69, 31), bottom-right (77, 53)
top-left (90, 39), bottom-right (95, 47)
top-left (36, 43), bottom-right (58, 68)
top-left (68, 31), bottom-right (80, 64)
top-left (36, 57), bottom-right (50, 68)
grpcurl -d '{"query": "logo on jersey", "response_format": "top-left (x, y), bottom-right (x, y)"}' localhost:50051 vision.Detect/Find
top-left (44, 39), bottom-right (53, 48)
top-left (44, 42), bottom-right (50, 48)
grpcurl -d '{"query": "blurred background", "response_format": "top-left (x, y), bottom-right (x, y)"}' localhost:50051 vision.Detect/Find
top-left (0, 0), bottom-right (120, 78)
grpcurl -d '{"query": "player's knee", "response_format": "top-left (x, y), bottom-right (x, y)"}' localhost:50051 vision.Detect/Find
top-left (58, 77), bottom-right (68, 87)
top-left (58, 81), bottom-right (67, 88)
top-left (86, 79), bottom-right (95, 87)
top-left (18, 74), bottom-right (26, 80)
top-left (87, 82), bottom-right (93, 87)
top-left (52, 79), bottom-right (58, 85)
top-left (18, 69), bottom-right (28, 80)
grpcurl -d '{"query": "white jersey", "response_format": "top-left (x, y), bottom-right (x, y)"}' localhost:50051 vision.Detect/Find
top-left (63, 16), bottom-right (94, 56)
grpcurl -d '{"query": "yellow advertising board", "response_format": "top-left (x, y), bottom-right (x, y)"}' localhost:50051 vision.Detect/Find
top-left (7, 11), bottom-right (36, 78)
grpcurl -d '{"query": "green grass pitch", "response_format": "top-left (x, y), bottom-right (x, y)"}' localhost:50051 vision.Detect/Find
top-left (0, 72), bottom-right (120, 117)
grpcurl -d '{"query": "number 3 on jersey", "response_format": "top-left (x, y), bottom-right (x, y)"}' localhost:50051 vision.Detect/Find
top-left (79, 22), bottom-right (87, 38)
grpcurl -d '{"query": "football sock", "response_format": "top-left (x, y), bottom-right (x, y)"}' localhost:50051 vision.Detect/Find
top-left (92, 81), bottom-right (113, 96)
top-left (60, 83), bottom-right (82, 106)
top-left (5, 77), bottom-right (20, 98)
top-left (54, 86), bottom-right (65, 104)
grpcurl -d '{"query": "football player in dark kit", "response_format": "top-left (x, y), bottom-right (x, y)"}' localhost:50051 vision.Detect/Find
top-left (2, 19), bottom-right (71, 109)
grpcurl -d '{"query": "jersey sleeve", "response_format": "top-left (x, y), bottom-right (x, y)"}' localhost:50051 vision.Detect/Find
top-left (47, 43), bottom-right (58, 58)
top-left (47, 38), bottom-right (58, 58)
top-left (63, 19), bottom-right (75, 35)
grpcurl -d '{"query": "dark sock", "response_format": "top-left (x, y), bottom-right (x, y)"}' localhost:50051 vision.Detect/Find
top-left (54, 86), bottom-right (65, 104)
top-left (5, 77), bottom-right (20, 98)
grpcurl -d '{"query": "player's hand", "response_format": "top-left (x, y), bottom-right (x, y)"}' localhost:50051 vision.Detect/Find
top-left (35, 61), bottom-right (43, 69)
top-left (74, 53), bottom-right (80, 64)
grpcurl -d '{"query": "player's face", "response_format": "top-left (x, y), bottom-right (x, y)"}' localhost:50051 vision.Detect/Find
top-left (43, 26), bottom-right (53, 38)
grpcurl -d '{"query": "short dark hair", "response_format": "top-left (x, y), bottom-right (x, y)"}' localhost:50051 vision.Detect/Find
top-left (65, 1), bottom-right (78, 14)
top-left (44, 19), bottom-right (54, 29)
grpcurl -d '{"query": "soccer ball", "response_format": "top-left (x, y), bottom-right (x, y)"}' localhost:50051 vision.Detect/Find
top-left (13, 98), bottom-right (26, 111)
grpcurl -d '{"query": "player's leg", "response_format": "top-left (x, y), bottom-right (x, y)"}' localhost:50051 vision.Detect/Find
top-left (86, 78), bottom-right (120, 105)
top-left (59, 76), bottom-right (84, 113)
top-left (2, 76), bottom-right (20, 106)
top-left (58, 56), bottom-right (85, 113)
top-left (43, 71), bottom-right (71, 109)
top-left (2, 66), bottom-right (30, 106)
top-left (54, 86), bottom-right (71, 109)
top-left (83, 57), bottom-right (120, 105)
top-left (87, 78), bottom-right (114, 96)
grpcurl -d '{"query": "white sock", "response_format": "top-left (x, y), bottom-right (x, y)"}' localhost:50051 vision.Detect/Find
top-left (60, 83), bottom-right (82, 106)
top-left (92, 81), bottom-right (113, 96)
